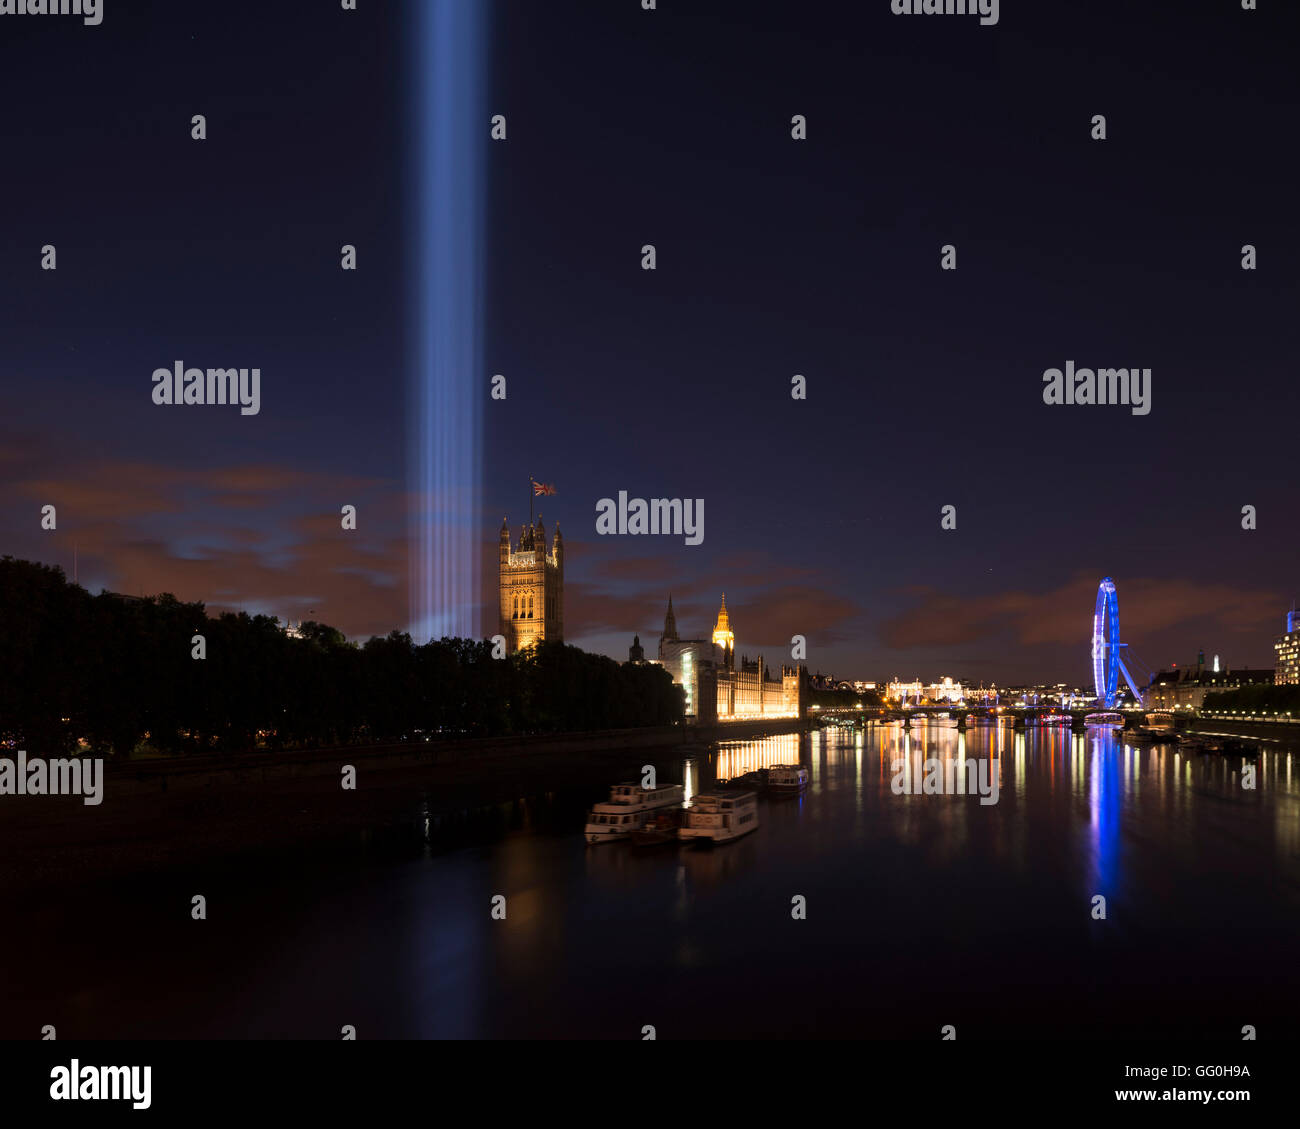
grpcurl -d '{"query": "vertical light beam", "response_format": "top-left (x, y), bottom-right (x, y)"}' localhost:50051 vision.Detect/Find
top-left (409, 0), bottom-right (487, 642)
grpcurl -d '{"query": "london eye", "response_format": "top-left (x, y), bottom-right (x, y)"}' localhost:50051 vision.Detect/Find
top-left (1091, 578), bottom-right (1146, 709)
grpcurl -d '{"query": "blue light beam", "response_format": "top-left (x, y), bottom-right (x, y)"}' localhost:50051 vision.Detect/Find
top-left (409, 0), bottom-right (487, 643)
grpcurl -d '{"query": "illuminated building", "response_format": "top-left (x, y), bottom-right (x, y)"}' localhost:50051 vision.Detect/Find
top-left (927, 676), bottom-right (964, 703)
top-left (719, 654), bottom-right (802, 719)
top-left (887, 678), bottom-right (923, 702)
top-left (887, 676), bottom-right (964, 703)
top-left (712, 594), bottom-right (735, 668)
top-left (1143, 655), bottom-right (1272, 710)
top-left (657, 596), bottom-right (716, 721)
top-left (498, 515), bottom-right (563, 652)
top-left (1276, 606), bottom-right (1300, 687)
top-left (656, 596), bottom-right (801, 721)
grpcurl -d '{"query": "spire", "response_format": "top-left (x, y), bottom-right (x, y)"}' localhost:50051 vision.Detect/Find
top-left (712, 592), bottom-right (735, 668)
top-left (662, 595), bottom-right (678, 643)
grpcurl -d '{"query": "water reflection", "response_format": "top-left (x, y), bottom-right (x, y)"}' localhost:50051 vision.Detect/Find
top-left (714, 733), bottom-right (801, 781)
top-left (7, 723), bottom-right (1300, 1040)
top-left (1088, 732), bottom-right (1122, 899)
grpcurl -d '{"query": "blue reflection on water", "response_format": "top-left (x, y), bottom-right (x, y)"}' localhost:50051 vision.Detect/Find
top-left (1088, 729), bottom-right (1124, 904)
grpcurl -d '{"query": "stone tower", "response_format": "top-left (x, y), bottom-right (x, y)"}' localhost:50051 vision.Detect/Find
top-left (498, 515), bottom-right (563, 652)
top-left (712, 593), bottom-right (735, 671)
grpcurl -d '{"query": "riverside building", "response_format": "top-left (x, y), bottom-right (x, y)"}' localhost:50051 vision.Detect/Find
top-left (498, 516), bottom-right (564, 652)
top-left (650, 596), bottom-right (802, 722)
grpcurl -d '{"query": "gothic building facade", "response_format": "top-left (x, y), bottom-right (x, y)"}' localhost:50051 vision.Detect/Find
top-left (498, 515), bottom-right (563, 652)
top-left (652, 595), bottom-right (802, 721)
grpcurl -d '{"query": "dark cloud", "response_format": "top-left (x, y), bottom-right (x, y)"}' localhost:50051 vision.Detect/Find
top-left (879, 574), bottom-right (1281, 657)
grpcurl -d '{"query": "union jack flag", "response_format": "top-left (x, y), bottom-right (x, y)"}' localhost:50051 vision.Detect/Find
top-left (531, 478), bottom-right (556, 497)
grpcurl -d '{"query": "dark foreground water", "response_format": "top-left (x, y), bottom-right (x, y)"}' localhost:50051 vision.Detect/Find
top-left (7, 724), bottom-right (1300, 1039)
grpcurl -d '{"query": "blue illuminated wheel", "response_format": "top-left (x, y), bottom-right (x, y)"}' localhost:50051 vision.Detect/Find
top-left (1092, 578), bottom-right (1120, 708)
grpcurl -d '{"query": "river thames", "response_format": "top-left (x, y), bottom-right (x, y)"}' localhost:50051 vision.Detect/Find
top-left (7, 723), bottom-right (1299, 1039)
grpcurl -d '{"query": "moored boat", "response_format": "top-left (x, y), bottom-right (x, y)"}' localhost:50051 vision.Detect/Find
top-left (729, 768), bottom-right (768, 790)
top-left (584, 782), bottom-right (685, 845)
top-left (1083, 711), bottom-right (1125, 729)
top-left (678, 790), bottom-right (759, 846)
top-left (766, 764), bottom-right (809, 795)
top-left (628, 808), bottom-right (683, 848)
top-left (1128, 710), bottom-right (1177, 741)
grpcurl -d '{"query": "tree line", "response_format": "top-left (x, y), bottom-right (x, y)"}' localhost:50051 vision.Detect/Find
top-left (0, 556), bottom-right (685, 757)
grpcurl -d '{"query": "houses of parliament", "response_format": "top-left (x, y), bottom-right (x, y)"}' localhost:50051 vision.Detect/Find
top-left (639, 595), bottom-right (802, 722)
top-left (497, 515), bottom-right (800, 721)
top-left (498, 515), bottom-right (563, 652)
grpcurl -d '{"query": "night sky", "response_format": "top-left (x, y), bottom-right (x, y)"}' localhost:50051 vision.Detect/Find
top-left (2, 0), bottom-right (1297, 686)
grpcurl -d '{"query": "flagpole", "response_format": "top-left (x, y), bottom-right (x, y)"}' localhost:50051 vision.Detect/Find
top-left (529, 475), bottom-right (533, 527)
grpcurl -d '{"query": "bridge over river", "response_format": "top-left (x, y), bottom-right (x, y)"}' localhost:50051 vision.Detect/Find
top-left (813, 705), bottom-right (1148, 731)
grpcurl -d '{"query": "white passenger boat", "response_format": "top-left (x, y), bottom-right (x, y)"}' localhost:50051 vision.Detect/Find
top-left (584, 782), bottom-right (685, 845)
top-left (1083, 711), bottom-right (1125, 729)
top-left (677, 790), bottom-right (759, 845)
top-left (766, 764), bottom-right (809, 795)
top-left (1128, 711), bottom-right (1176, 742)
